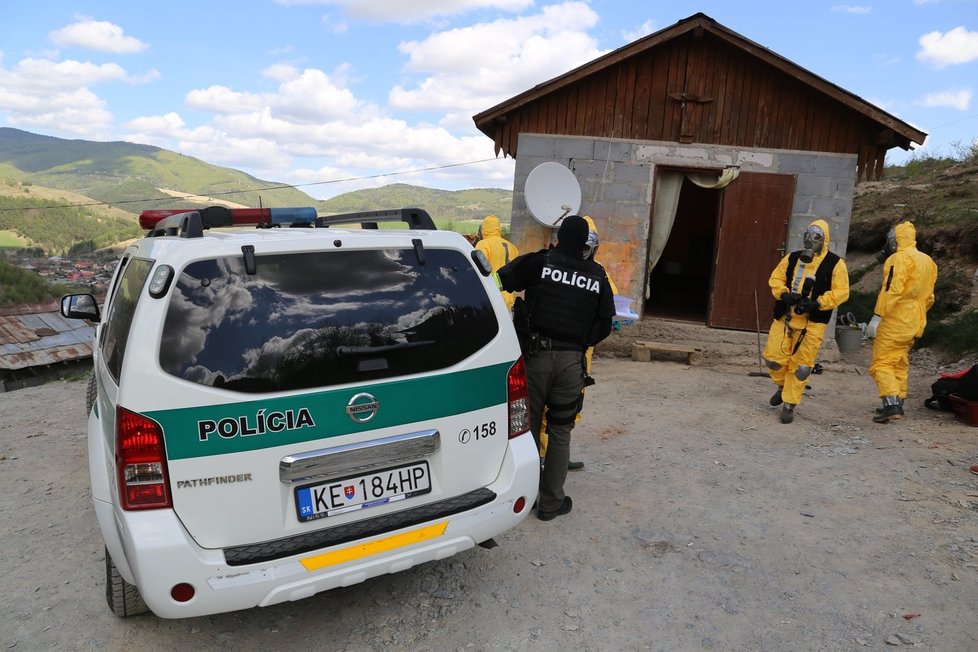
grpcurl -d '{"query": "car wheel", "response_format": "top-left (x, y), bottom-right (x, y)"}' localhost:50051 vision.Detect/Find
top-left (105, 547), bottom-right (148, 617)
top-left (85, 371), bottom-right (97, 416)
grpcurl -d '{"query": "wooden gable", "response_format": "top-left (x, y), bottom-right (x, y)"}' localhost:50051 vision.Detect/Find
top-left (473, 13), bottom-right (926, 182)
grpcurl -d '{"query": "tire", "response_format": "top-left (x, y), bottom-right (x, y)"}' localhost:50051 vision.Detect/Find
top-left (105, 547), bottom-right (149, 617)
top-left (85, 371), bottom-right (97, 416)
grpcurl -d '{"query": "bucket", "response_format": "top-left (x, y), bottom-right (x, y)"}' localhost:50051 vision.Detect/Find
top-left (835, 327), bottom-right (862, 354)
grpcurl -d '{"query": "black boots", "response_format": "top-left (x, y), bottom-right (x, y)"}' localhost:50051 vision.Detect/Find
top-left (779, 403), bottom-right (795, 424)
top-left (873, 396), bottom-right (904, 423)
top-left (770, 388), bottom-right (784, 406)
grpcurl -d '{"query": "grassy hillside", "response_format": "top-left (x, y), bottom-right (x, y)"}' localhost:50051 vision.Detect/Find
top-left (842, 150), bottom-right (978, 359)
top-left (0, 191), bottom-right (142, 255)
top-left (320, 183), bottom-right (512, 222)
top-left (0, 128), bottom-right (317, 211)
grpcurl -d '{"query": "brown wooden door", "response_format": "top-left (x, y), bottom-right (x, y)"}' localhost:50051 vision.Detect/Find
top-left (708, 172), bottom-right (794, 330)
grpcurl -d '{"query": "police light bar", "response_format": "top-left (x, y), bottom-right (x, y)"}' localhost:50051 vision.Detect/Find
top-left (138, 206), bottom-right (318, 230)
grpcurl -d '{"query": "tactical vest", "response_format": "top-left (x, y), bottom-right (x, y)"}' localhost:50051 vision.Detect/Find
top-left (779, 250), bottom-right (841, 324)
top-left (526, 249), bottom-right (604, 347)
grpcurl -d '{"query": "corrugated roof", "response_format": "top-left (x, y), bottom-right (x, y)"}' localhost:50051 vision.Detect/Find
top-left (0, 310), bottom-right (94, 371)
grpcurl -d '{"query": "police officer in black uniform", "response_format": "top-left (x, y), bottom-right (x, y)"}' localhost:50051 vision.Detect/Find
top-left (496, 215), bottom-right (615, 521)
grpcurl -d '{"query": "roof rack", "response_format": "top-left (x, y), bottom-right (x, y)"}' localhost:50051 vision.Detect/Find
top-left (138, 206), bottom-right (438, 238)
top-left (316, 208), bottom-right (436, 230)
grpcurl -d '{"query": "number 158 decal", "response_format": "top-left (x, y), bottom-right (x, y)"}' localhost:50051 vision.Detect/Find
top-left (458, 421), bottom-right (496, 443)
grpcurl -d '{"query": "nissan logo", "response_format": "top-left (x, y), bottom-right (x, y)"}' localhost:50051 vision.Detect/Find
top-left (346, 392), bottom-right (380, 423)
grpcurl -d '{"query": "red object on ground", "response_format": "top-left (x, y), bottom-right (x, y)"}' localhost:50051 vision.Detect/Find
top-left (902, 613), bottom-right (922, 620)
top-left (969, 465), bottom-right (978, 475)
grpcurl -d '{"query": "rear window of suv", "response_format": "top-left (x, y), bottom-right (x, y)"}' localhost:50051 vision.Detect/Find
top-left (159, 247), bottom-right (499, 392)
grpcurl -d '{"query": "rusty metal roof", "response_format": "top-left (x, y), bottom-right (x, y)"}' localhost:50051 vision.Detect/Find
top-left (0, 310), bottom-right (94, 371)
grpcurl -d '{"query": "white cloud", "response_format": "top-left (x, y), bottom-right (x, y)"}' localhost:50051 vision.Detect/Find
top-left (185, 68), bottom-right (363, 124)
top-left (0, 57), bottom-right (146, 137)
top-left (391, 2), bottom-right (602, 112)
top-left (873, 53), bottom-right (901, 67)
top-left (919, 88), bottom-right (972, 110)
top-left (115, 2), bottom-right (588, 197)
top-left (3, 57), bottom-right (130, 89)
top-left (50, 18), bottom-right (149, 54)
top-left (917, 26), bottom-right (978, 68)
top-left (275, 0), bottom-right (533, 23)
top-left (125, 112), bottom-right (186, 133)
top-left (186, 86), bottom-right (267, 115)
top-left (622, 20), bottom-right (656, 43)
top-left (830, 5), bottom-right (871, 14)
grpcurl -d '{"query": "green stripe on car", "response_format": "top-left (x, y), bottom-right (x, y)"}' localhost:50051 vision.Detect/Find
top-left (148, 362), bottom-right (514, 460)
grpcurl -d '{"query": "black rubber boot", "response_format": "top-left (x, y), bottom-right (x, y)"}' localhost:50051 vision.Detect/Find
top-left (567, 460), bottom-right (585, 471)
top-left (770, 387), bottom-right (784, 406)
top-left (779, 403), bottom-right (795, 424)
top-left (875, 397), bottom-right (904, 414)
top-left (873, 396), bottom-right (905, 423)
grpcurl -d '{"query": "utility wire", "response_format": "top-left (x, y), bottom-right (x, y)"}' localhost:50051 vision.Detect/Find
top-left (0, 157), bottom-right (505, 214)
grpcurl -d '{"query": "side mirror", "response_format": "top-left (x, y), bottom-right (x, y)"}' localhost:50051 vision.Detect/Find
top-left (61, 294), bottom-right (101, 322)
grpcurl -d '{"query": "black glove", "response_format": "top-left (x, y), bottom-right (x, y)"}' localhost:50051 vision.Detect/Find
top-left (780, 292), bottom-right (801, 306)
top-left (794, 299), bottom-right (820, 314)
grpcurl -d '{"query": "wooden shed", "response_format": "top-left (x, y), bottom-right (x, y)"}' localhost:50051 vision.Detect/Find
top-left (472, 13), bottom-right (926, 331)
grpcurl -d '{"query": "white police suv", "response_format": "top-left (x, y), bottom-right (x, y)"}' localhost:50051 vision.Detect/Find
top-left (61, 206), bottom-right (538, 618)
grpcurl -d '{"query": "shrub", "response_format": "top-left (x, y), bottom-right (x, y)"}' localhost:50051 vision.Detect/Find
top-left (917, 308), bottom-right (978, 356)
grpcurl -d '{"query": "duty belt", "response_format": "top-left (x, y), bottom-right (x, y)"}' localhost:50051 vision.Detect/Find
top-left (537, 336), bottom-right (584, 352)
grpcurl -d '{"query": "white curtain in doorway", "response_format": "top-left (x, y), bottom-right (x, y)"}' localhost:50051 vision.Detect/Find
top-left (646, 167), bottom-right (740, 299)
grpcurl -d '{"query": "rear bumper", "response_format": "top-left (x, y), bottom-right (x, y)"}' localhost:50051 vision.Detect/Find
top-left (105, 432), bottom-right (539, 618)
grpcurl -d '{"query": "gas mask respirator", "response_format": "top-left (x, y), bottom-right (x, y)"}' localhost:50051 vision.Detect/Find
top-left (875, 227), bottom-right (897, 264)
top-left (799, 225), bottom-right (825, 264)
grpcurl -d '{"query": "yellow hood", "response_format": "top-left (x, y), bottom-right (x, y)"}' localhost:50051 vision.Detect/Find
top-left (808, 218), bottom-right (831, 263)
top-left (894, 221), bottom-right (916, 250)
top-left (583, 215), bottom-right (598, 237)
top-left (480, 215), bottom-right (501, 238)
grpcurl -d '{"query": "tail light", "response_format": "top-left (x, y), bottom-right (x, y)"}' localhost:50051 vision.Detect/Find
top-left (116, 407), bottom-right (172, 510)
top-left (507, 357), bottom-right (529, 439)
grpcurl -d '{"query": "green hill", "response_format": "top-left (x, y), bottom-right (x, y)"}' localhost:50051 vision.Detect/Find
top-left (0, 127), bottom-right (317, 211)
top-left (320, 183), bottom-right (511, 222)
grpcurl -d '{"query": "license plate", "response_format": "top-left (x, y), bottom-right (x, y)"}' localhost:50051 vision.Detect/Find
top-left (295, 461), bottom-right (431, 522)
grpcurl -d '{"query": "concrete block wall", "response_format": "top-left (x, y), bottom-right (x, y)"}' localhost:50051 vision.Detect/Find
top-left (510, 133), bottom-right (857, 309)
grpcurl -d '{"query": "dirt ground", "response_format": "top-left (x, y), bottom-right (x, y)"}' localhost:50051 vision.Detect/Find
top-left (2, 324), bottom-right (978, 651)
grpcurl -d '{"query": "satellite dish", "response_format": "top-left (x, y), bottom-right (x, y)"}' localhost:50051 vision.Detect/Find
top-left (524, 162), bottom-right (581, 227)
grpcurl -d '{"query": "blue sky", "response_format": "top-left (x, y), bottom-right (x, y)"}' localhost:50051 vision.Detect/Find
top-left (1, 1), bottom-right (976, 200)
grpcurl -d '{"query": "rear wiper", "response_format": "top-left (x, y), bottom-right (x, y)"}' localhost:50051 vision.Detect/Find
top-left (336, 340), bottom-right (436, 358)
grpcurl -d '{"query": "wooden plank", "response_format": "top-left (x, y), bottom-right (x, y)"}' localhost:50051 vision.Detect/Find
top-left (633, 52), bottom-right (653, 140)
top-left (620, 58), bottom-right (637, 138)
top-left (648, 46), bottom-right (670, 140)
top-left (631, 340), bottom-right (702, 365)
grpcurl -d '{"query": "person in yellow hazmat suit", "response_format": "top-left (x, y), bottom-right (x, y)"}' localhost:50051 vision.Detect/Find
top-left (763, 219), bottom-right (850, 424)
top-left (474, 214), bottom-right (519, 310)
top-left (866, 221), bottom-right (938, 423)
top-left (539, 216), bottom-right (618, 470)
